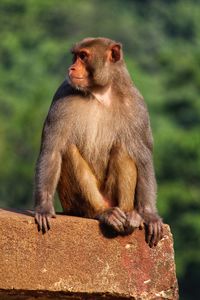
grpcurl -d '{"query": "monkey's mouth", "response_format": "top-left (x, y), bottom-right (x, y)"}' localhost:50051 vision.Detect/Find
top-left (69, 75), bottom-right (85, 80)
top-left (69, 76), bottom-right (89, 90)
top-left (71, 76), bottom-right (85, 80)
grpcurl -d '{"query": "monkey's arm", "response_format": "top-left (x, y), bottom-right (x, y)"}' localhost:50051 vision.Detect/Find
top-left (127, 98), bottom-right (163, 246)
top-left (34, 107), bottom-right (63, 232)
top-left (34, 150), bottom-right (61, 232)
top-left (136, 158), bottom-right (163, 247)
top-left (134, 131), bottom-right (163, 247)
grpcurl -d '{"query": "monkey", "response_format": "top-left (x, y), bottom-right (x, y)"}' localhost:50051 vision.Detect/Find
top-left (34, 37), bottom-right (163, 247)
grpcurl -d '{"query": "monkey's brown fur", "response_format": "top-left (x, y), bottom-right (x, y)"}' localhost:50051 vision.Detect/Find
top-left (34, 37), bottom-right (163, 247)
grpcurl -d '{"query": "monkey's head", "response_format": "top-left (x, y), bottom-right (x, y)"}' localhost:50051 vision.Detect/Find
top-left (68, 37), bottom-right (123, 92)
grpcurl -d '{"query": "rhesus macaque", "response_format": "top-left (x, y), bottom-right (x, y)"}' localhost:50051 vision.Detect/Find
top-left (34, 37), bottom-right (163, 247)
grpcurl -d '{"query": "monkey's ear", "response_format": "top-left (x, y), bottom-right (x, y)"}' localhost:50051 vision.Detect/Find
top-left (109, 43), bottom-right (122, 63)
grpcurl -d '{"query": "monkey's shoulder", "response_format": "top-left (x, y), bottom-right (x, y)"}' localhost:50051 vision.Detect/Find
top-left (46, 80), bottom-right (85, 117)
top-left (52, 80), bottom-right (82, 102)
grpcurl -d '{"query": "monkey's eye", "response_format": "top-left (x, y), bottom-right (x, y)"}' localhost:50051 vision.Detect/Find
top-left (79, 51), bottom-right (88, 61)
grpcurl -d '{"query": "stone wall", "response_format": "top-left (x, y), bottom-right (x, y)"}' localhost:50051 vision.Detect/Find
top-left (0, 209), bottom-right (178, 299)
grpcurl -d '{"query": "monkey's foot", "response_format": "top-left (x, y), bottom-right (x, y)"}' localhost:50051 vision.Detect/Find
top-left (97, 207), bottom-right (127, 233)
top-left (35, 205), bottom-right (56, 233)
top-left (124, 210), bottom-right (144, 234)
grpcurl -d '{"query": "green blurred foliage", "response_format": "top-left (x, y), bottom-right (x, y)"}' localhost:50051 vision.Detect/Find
top-left (0, 0), bottom-right (199, 298)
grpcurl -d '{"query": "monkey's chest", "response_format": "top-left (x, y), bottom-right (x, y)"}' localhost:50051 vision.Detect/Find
top-left (71, 104), bottom-right (117, 176)
top-left (77, 116), bottom-right (115, 157)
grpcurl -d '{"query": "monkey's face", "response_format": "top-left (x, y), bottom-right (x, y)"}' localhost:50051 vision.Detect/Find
top-left (68, 49), bottom-right (91, 90)
top-left (68, 38), bottom-right (123, 92)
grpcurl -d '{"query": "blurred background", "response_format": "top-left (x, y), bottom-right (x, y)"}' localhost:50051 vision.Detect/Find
top-left (0, 0), bottom-right (199, 298)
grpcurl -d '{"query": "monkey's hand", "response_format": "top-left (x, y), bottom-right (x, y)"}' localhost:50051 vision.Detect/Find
top-left (97, 207), bottom-right (127, 233)
top-left (142, 213), bottom-right (163, 247)
top-left (35, 202), bottom-right (56, 233)
top-left (124, 210), bottom-right (144, 234)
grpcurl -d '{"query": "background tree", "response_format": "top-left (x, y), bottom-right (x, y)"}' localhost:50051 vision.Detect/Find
top-left (0, 1), bottom-right (199, 298)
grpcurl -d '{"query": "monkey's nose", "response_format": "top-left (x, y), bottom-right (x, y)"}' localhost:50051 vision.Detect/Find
top-left (68, 67), bottom-right (75, 77)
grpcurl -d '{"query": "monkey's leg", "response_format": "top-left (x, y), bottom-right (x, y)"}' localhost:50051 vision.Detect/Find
top-left (68, 144), bottom-right (127, 233)
top-left (103, 146), bottom-right (143, 234)
top-left (68, 145), bottom-right (108, 212)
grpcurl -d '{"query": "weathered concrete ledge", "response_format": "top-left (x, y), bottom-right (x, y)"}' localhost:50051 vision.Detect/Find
top-left (0, 208), bottom-right (178, 299)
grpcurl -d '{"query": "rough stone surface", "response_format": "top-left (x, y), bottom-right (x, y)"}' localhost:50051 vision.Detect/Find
top-left (0, 208), bottom-right (178, 299)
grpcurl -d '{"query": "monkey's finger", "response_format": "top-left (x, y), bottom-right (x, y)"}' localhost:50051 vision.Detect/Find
top-left (152, 222), bottom-right (158, 247)
top-left (156, 221), bottom-right (162, 245)
top-left (108, 215), bottom-right (126, 232)
top-left (146, 223), bottom-right (153, 246)
top-left (46, 216), bottom-right (51, 231)
top-left (35, 213), bottom-right (42, 232)
top-left (42, 216), bottom-right (49, 234)
top-left (112, 220), bottom-right (125, 233)
top-left (113, 207), bottom-right (127, 221)
top-left (114, 216), bottom-right (126, 226)
top-left (116, 216), bottom-right (127, 228)
top-left (157, 221), bottom-right (163, 244)
top-left (149, 226), bottom-right (156, 248)
top-left (160, 222), bottom-right (164, 240)
top-left (111, 213), bottom-right (127, 227)
top-left (35, 213), bottom-right (39, 225)
top-left (35, 213), bottom-right (39, 224)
